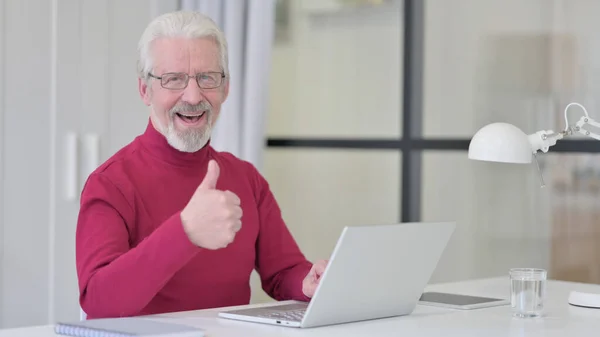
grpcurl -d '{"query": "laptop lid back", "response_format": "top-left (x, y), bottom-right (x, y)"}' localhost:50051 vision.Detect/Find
top-left (301, 222), bottom-right (455, 328)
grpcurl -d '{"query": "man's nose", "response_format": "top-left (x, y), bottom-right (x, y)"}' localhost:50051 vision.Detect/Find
top-left (181, 77), bottom-right (204, 105)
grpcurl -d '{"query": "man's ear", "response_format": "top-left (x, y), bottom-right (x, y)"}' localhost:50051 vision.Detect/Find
top-left (138, 77), bottom-right (152, 106)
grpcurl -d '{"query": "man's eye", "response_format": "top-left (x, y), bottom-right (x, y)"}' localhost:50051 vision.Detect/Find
top-left (166, 75), bottom-right (185, 83)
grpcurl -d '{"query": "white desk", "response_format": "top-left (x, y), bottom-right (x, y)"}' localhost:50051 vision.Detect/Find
top-left (2, 277), bottom-right (600, 336)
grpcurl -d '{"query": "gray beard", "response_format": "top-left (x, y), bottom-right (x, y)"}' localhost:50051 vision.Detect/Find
top-left (158, 101), bottom-right (213, 153)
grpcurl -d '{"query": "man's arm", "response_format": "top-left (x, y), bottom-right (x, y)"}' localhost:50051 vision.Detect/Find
top-left (76, 173), bottom-right (200, 318)
top-left (250, 166), bottom-right (313, 301)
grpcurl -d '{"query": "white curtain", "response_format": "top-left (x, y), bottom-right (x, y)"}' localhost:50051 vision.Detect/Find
top-left (180, 0), bottom-right (276, 171)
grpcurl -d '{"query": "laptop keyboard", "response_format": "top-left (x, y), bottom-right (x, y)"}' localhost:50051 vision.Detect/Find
top-left (259, 308), bottom-right (306, 322)
top-left (237, 303), bottom-right (308, 322)
top-left (222, 302), bottom-right (309, 323)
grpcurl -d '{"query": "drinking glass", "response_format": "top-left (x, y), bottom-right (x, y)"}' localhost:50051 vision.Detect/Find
top-left (509, 268), bottom-right (546, 318)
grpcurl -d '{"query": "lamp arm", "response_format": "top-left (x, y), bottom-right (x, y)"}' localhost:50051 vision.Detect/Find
top-left (527, 113), bottom-right (600, 153)
top-left (527, 130), bottom-right (564, 154)
top-left (574, 116), bottom-right (600, 141)
top-left (564, 102), bottom-right (591, 132)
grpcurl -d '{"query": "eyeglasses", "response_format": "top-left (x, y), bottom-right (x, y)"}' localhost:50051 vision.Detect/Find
top-left (148, 71), bottom-right (225, 90)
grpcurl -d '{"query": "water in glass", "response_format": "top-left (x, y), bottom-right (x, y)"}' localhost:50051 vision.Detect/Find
top-left (510, 268), bottom-right (546, 318)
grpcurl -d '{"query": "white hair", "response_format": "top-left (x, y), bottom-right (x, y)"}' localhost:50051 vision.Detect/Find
top-left (137, 11), bottom-right (229, 80)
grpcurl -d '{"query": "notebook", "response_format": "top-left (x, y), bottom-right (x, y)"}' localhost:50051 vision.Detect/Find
top-left (54, 317), bottom-right (204, 337)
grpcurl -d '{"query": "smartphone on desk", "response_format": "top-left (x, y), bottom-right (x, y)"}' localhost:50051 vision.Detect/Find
top-left (418, 291), bottom-right (509, 310)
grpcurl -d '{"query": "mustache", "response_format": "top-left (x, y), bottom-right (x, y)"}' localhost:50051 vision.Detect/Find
top-left (169, 101), bottom-right (212, 115)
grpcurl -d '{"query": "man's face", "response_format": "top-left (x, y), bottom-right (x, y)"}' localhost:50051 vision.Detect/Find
top-left (138, 37), bottom-right (229, 152)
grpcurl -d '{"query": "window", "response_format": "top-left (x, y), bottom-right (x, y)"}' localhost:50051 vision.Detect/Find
top-left (262, 0), bottom-right (600, 296)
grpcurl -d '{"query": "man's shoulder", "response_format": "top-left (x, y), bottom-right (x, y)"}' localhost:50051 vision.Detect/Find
top-left (101, 140), bottom-right (140, 170)
top-left (86, 138), bottom-right (142, 188)
top-left (213, 149), bottom-right (260, 177)
top-left (211, 149), bottom-right (270, 194)
top-left (78, 140), bottom-right (141, 222)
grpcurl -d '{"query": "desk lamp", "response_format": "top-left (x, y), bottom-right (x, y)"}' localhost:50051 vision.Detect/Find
top-left (468, 102), bottom-right (600, 309)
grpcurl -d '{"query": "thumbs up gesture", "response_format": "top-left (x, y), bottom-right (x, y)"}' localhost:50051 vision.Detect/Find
top-left (180, 160), bottom-right (243, 250)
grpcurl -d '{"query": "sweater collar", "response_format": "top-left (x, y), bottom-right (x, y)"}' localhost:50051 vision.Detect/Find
top-left (138, 119), bottom-right (212, 167)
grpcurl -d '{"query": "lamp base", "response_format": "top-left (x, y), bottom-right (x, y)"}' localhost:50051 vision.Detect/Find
top-left (568, 291), bottom-right (600, 308)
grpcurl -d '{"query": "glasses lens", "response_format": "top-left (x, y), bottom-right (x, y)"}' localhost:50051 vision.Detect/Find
top-left (161, 73), bottom-right (188, 89)
top-left (197, 72), bottom-right (222, 89)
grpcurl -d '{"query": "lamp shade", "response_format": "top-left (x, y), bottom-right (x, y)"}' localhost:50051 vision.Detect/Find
top-left (468, 122), bottom-right (533, 164)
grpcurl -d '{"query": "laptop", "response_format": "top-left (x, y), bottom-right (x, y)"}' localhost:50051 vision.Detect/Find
top-left (218, 221), bottom-right (455, 328)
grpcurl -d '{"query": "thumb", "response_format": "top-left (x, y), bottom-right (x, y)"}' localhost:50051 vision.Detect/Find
top-left (198, 160), bottom-right (220, 190)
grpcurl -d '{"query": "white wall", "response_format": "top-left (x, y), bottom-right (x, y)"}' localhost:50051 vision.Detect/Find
top-left (0, 0), bottom-right (177, 329)
top-left (2, 0), bottom-right (53, 328)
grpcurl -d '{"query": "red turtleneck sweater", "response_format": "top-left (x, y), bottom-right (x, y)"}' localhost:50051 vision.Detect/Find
top-left (76, 121), bottom-right (312, 319)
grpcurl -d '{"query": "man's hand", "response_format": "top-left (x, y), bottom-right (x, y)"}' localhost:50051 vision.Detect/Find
top-left (180, 160), bottom-right (243, 250)
top-left (302, 260), bottom-right (328, 298)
